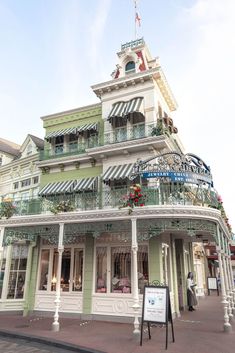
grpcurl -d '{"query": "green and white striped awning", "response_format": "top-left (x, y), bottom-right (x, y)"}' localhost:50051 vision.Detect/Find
top-left (107, 97), bottom-right (143, 121)
top-left (102, 163), bottom-right (135, 182)
top-left (39, 177), bottom-right (98, 196)
top-left (73, 176), bottom-right (98, 192)
top-left (38, 180), bottom-right (76, 196)
top-left (45, 127), bottom-right (77, 140)
top-left (77, 122), bottom-right (98, 133)
top-left (45, 123), bottom-right (98, 140)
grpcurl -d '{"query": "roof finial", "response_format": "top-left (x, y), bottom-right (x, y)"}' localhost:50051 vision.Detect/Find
top-left (134, 0), bottom-right (141, 40)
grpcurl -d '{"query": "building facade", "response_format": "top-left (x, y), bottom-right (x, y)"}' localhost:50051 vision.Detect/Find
top-left (0, 39), bottom-right (234, 333)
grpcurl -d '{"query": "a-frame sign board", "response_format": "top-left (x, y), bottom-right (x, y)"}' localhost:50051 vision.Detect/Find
top-left (140, 285), bottom-right (175, 350)
top-left (207, 277), bottom-right (219, 296)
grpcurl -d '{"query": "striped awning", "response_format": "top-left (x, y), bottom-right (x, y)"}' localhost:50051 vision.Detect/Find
top-left (45, 123), bottom-right (98, 140)
top-left (77, 122), bottom-right (98, 134)
top-left (107, 97), bottom-right (143, 121)
top-left (102, 163), bottom-right (134, 182)
top-left (38, 180), bottom-right (76, 196)
top-left (45, 127), bottom-right (77, 140)
top-left (73, 176), bottom-right (98, 192)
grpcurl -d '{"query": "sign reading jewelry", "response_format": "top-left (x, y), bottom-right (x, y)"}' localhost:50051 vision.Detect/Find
top-left (131, 152), bottom-right (213, 186)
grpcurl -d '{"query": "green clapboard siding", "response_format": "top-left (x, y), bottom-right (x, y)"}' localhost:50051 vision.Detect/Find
top-left (40, 166), bottom-right (102, 187)
top-left (26, 245), bottom-right (39, 313)
top-left (83, 236), bottom-right (94, 314)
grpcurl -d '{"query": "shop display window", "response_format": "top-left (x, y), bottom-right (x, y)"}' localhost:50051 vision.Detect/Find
top-left (96, 247), bottom-right (107, 293)
top-left (111, 246), bottom-right (131, 293)
top-left (38, 249), bottom-right (50, 290)
top-left (7, 245), bottom-right (28, 299)
top-left (0, 248), bottom-right (6, 298)
top-left (73, 249), bottom-right (83, 291)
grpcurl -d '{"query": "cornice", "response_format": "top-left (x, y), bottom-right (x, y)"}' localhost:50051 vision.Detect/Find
top-left (41, 103), bottom-right (101, 122)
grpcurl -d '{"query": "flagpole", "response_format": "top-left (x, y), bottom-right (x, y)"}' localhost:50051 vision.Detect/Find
top-left (134, 0), bottom-right (137, 40)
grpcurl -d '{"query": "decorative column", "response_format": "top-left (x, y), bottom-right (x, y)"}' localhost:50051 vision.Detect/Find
top-left (225, 253), bottom-right (235, 316)
top-left (222, 252), bottom-right (233, 321)
top-left (52, 223), bottom-right (64, 332)
top-left (0, 227), bottom-right (4, 262)
top-left (217, 246), bottom-right (232, 332)
top-left (131, 217), bottom-right (140, 336)
top-left (228, 249), bottom-right (235, 314)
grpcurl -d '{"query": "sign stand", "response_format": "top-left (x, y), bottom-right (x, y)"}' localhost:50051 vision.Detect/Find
top-left (207, 277), bottom-right (219, 296)
top-left (140, 285), bottom-right (175, 350)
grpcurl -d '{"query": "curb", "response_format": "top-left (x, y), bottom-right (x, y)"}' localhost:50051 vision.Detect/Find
top-left (0, 329), bottom-right (105, 353)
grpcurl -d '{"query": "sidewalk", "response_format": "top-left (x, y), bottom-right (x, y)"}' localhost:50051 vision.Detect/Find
top-left (0, 295), bottom-right (234, 353)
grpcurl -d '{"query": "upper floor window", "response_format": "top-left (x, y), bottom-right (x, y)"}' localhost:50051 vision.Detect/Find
top-left (13, 182), bottom-right (19, 190)
top-left (27, 144), bottom-right (33, 156)
top-left (21, 178), bottom-right (31, 188)
top-left (33, 176), bottom-right (39, 184)
top-left (125, 61), bottom-right (135, 74)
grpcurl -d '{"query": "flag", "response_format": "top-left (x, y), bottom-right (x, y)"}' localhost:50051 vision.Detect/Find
top-left (135, 12), bottom-right (141, 26)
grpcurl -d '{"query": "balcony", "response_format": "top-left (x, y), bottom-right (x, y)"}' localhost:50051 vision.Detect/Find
top-left (2, 184), bottom-right (220, 217)
top-left (39, 121), bottom-right (169, 161)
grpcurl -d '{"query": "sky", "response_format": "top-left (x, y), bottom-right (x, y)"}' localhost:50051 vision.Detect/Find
top-left (0, 0), bottom-right (234, 230)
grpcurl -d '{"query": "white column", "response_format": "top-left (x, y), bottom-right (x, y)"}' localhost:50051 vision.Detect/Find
top-left (131, 217), bottom-right (140, 336)
top-left (228, 249), bottom-right (235, 314)
top-left (52, 223), bottom-right (64, 332)
top-left (226, 254), bottom-right (234, 317)
top-left (222, 253), bottom-right (233, 321)
top-left (216, 246), bottom-right (231, 332)
top-left (0, 227), bottom-right (4, 262)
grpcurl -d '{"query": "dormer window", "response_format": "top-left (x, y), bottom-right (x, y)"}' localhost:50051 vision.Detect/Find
top-left (125, 61), bottom-right (135, 75)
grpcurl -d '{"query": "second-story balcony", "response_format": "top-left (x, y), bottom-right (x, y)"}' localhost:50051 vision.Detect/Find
top-left (1, 183), bottom-right (220, 218)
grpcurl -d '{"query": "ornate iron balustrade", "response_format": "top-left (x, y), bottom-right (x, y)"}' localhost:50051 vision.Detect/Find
top-left (1, 184), bottom-right (219, 217)
top-left (39, 121), bottom-right (169, 161)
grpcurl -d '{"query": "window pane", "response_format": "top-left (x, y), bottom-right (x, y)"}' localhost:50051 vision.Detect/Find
top-left (51, 251), bottom-right (58, 291)
top-left (96, 247), bottom-right (107, 293)
top-left (0, 249), bottom-right (7, 298)
top-left (73, 249), bottom-right (83, 291)
top-left (61, 249), bottom-right (71, 292)
top-left (138, 245), bottom-right (149, 294)
top-left (111, 246), bottom-right (131, 293)
top-left (39, 250), bottom-right (50, 290)
top-left (7, 245), bottom-right (28, 299)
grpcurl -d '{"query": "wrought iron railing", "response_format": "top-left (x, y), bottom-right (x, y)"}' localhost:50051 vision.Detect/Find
top-left (2, 184), bottom-right (219, 217)
top-left (39, 122), bottom-right (166, 160)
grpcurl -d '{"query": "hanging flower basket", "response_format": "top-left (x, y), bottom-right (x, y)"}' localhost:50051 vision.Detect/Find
top-left (0, 199), bottom-right (17, 219)
top-left (119, 184), bottom-right (146, 214)
top-left (50, 200), bottom-right (75, 214)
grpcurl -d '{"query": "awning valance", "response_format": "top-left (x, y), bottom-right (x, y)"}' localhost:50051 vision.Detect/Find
top-left (38, 180), bottom-right (76, 196)
top-left (73, 177), bottom-right (98, 192)
top-left (107, 97), bottom-right (143, 122)
top-left (102, 163), bottom-right (135, 182)
top-left (45, 123), bottom-right (98, 140)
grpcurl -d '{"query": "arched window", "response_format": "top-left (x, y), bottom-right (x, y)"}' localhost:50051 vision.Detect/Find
top-left (125, 61), bottom-right (135, 74)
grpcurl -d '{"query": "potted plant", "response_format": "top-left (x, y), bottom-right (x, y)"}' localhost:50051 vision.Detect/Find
top-left (119, 184), bottom-right (146, 214)
top-left (50, 200), bottom-right (75, 214)
top-left (0, 199), bottom-right (17, 219)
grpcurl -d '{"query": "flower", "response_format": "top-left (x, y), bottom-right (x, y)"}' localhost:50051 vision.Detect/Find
top-left (0, 199), bottom-right (17, 219)
top-left (119, 184), bottom-right (146, 213)
top-left (50, 200), bottom-right (75, 214)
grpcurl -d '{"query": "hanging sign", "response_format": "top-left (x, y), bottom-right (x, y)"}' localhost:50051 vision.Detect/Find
top-left (140, 285), bottom-right (175, 350)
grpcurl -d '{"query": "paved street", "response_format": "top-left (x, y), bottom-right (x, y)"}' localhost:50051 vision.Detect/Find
top-left (0, 336), bottom-right (82, 353)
